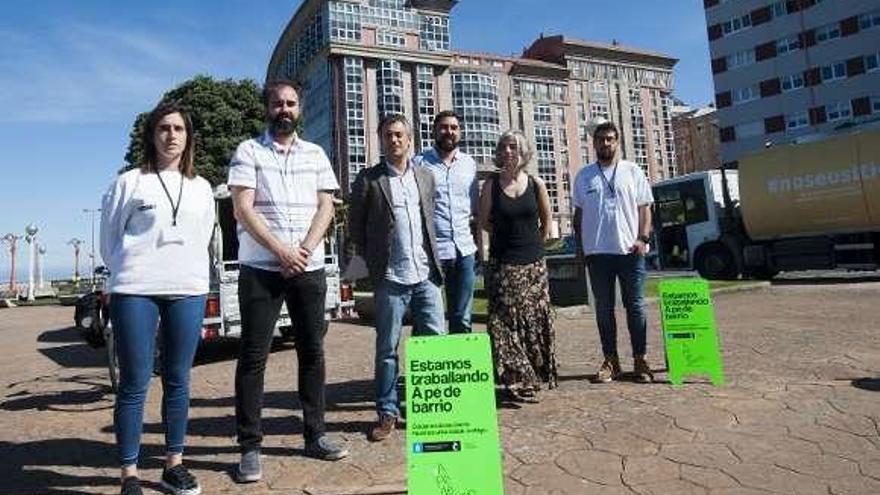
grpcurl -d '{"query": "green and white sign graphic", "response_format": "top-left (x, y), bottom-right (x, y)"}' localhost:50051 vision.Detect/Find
top-left (659, 278), bottom-right (724, 387)
top-left (406, 333), bottom-right (504, 495)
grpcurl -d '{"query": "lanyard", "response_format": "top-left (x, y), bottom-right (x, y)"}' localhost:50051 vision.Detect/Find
top-left (155, 171), bottom-right (184, 226)
top-left (597, 163), bottom-right (618, 198)
top-left (270, 146), bottom-right (295, 237)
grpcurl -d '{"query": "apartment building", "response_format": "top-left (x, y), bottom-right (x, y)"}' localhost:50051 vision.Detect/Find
top-left (705, 0), bottom-right (880, 165)
top-left (672, 104), bottom-right (722, 174)
top-left (266, 0), bottom-right (678, 234)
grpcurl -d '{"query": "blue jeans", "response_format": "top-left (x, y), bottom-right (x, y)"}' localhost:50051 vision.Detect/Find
top-left (373, 278), bottom-right (445, 418)
top-left (441, 253), bottom-right (476, 334)
top-left (110, 294), bottom-right (206, 467)
top-left (585, 254), bottom-right (648, 358)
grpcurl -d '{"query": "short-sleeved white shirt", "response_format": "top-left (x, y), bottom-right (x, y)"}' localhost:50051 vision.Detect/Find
top-left (572, 160), bottom-right (653, 256)
top-left (227, 132), bottom-right (340, 272)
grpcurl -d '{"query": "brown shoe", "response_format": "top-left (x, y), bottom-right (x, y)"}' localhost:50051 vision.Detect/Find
top-left (595, 356), bottom-right (622, 383)
top-left (370, 415), bottom-right (396, 442)
top-left (633, 356), bottom-right (653, 383)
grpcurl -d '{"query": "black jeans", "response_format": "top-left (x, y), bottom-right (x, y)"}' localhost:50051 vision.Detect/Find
top-left (235, 265), bottom-right (328, 450)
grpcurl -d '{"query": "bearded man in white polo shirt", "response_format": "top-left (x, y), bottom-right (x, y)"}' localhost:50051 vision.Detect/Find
top-left (573, 121), bottom-right (655, 385)
top-left (228, 80), bottom-right (348, 482)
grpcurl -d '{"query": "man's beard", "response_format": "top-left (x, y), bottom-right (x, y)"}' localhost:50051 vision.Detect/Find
top-left (435, 135), bottom-right (458, 152)
top-left (270, 113), bottom-right (300, 136)
top-left (597, 149), bottom-right (615, 161)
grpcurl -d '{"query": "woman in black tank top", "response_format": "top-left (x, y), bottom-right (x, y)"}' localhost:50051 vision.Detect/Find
top-left (478, 130), bottom-right (558, 402)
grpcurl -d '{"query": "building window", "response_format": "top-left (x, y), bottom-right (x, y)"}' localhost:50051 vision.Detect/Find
top-left (826, 101), bottom-right (852, 122)
top-left (328, 1), bottom-right (362, 42)
top-left (555, 107), bottom-right (566, 126)
top-left (771, 1), bottom-right (788, 17)
top-left (363, 0), bottom-right (418, 30)
top-left (451, 72), bottom-right (500, 164)
top-left (859, 10), bottom-right (880, 30)
top-left (533, 125), bottom-right (559, 213)
top-left (732, 85), bottom-right (760, 105)
top-left (721, 13), bottom-right (752, 36)
top-left (781, 73), bottom-right (805, 92)
top-left (534, 104), bottom-right (552, 124)
top-left (726, 49), bottom-right (755, 69)
top-left (376, 30), bottom-right (406, 47)
top-left (377, 59), bottom-right (403, 117)
top-left (785, 111), bottom-right (809, 130)
top-left (629, 88), bottom-right (648, 174)
top-left (662, 94), bottom-right (675, 175)
top-left (370, 0), bottom-right (404, 7)
top-left (416, 64), bottom-right (436, 151)
top-left (821, 61), bottom-right (847, 82)
top-left (776, 36), bottom-right (801, 55)
top-left (420, 15), bottom-right (449, 51)
top-left (343, 57), bottom-right (366, 182)
top-left (284, 9), bottom-right (326, 79)
top-left (551, 85), bottom-right (567, 102)
top-left (735, 121), bottom-right (763, 139)
top-left (872, 96), bottom-right (880, 113)
top-left (865, 52), bottom-right (880, 73)
top-left (590, 101), bottom-right (610, 120)
top-left (815, 23), bottom-right (841, 44)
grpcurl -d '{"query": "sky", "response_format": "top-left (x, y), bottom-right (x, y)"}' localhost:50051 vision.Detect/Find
top-left (0, 0), bottom-right (714, 281)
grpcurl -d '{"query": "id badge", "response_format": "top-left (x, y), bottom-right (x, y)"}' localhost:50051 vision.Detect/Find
top-left (603, 196), bottom-right (617, 214)
top-left (159, 225), bottom-right (185, 245)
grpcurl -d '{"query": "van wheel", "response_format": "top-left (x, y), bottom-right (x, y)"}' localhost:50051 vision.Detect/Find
top-left (696, 244), bottom-right (738, 280)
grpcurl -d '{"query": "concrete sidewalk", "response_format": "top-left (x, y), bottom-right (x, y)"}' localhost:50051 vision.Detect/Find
top-left (1, 280), bottom-right (879, 494)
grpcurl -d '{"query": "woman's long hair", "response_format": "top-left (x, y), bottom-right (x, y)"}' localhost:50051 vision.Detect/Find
top-left (140, 101), bottom-right (196, 178)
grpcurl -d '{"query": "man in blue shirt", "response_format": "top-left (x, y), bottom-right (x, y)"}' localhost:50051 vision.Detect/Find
top-left (414, 111), bottom-right (479, 333)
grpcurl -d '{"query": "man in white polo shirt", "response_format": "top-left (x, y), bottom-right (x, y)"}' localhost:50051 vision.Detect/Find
top-left (573, 121), bottom-right (655, 385)
top-left (228, 80), bottom-right (348, 482)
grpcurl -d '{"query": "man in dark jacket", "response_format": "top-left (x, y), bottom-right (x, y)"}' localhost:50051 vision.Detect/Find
top-left (349, 113), bottom-right (446, 442)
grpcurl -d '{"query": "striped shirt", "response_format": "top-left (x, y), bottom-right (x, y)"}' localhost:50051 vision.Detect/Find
top-left (227, 131), bottom-right (339, 272)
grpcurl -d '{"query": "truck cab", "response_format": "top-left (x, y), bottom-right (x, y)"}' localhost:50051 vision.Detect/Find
top-left (652, 170), bottom-right (741, 278)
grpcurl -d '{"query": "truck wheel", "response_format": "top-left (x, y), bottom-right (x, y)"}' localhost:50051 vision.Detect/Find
top-left (696, 244), bottom-right (738, 280)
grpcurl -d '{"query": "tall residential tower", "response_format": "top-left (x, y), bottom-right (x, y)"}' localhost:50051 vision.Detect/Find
top-left (705, 0), bottom-right (880, 166)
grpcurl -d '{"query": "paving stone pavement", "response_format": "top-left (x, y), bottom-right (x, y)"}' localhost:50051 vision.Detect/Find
top-left (1, 280), bottom-right (879, 494)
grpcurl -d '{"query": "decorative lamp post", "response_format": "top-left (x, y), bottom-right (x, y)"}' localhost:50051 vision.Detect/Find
top-left (67, 238), bottom-right (83, 285)
top-left (25, 224), bottom-right (38, 302)
top-left (2, 234), bottom-right (21, 292)
top-left (83, 208), bottom-right (100, 289)
top-left (36, 244), bottom-right (46, 289)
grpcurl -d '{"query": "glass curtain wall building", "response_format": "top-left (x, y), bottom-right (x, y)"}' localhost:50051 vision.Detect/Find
top-left (267, 1), bottom-right (677, 235)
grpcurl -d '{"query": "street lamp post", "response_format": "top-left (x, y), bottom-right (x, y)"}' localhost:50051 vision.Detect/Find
top-left (2, 234), bottom-right (21, 293)
top-left (36, 244), bottom-right (46, 289)
top-left (67, 238), bottom-right (84, 285)
top-left (25, 224), bottom-right (38, 302)
top-left (83, 208), bottom-right (101, 289)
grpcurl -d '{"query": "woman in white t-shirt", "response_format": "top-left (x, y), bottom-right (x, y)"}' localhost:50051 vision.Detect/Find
top-left (100, 102), bottom-right (214, 495)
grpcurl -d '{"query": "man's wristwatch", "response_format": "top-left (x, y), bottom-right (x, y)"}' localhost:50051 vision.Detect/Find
top-left (637, 234), bottom-right (651, 244)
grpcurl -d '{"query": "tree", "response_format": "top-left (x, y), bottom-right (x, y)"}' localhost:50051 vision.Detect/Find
top-left (124, 75), bottom-right (265, 186)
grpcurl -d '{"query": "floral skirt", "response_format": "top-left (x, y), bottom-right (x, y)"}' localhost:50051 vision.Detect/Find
top-left (486, 258), bottom-right (558, 391)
